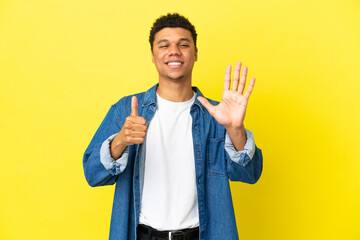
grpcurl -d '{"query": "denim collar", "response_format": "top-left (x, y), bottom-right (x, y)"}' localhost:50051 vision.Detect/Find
top-left (142, 83), bottom-right (205, 113)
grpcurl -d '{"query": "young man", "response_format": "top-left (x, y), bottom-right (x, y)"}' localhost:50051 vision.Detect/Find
top-left (83, 13), bottom-right (263, 240)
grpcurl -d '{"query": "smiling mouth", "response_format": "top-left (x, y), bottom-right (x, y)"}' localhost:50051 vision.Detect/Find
top-left (166, 61), bottom-right (183, 67)
top-left (167, 62), bottom-right (181, 66)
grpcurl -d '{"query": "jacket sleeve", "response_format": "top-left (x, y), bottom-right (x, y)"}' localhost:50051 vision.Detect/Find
top-left (225, 129), bottom-right (263, 184)
top-left (83, 104), bottom-right (128, 187)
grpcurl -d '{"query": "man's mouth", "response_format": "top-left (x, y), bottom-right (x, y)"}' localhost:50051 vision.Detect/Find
top-left (166, 61), bottom-right (183, 67)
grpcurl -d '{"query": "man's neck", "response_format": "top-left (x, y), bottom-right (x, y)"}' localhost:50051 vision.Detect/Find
top-left (156, 78), bottom-right (194, 102)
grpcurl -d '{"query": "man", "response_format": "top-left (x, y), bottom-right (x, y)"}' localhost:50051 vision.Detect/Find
top-left (83, 13), bottom-right (263, 240)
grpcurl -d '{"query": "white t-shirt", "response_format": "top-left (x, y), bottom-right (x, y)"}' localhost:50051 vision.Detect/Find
top-left (139, 92), bottom-right (199, 230)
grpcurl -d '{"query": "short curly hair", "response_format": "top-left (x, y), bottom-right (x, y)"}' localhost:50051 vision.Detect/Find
top-left (149, 13), bottom-right (197, 51)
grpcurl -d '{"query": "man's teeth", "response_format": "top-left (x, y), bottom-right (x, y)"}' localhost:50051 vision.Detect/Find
top-left (167, 62), bottom-right (182, 66)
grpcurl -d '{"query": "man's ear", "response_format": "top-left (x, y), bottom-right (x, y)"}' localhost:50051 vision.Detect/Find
top-left (151, 51), bottom-right (155, 63)
top-left (195, 48), bottom-right (198, 61)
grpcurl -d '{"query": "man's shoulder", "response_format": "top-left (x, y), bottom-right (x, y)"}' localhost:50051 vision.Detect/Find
top-left (111, 91), bottom-right (146, 112)
top-left (192, 86), bottom-right (219, 107)
top-left (114, 91), bottom-right (147, 105)
top-left (111, 84), bottom-right (157, 115)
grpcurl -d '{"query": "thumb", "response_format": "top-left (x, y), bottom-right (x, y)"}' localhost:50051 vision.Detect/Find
top-left (131, 96), bottom-right (139, 116)
top-left (197, 96), bottom-right (215, 116)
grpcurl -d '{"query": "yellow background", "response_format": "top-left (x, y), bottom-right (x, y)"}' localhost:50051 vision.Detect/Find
top-left (1, 0), bottom-right (359, 239)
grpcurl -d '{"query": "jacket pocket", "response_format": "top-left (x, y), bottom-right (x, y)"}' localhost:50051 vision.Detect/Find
top-left (206, 137), bottom-right (226, 177)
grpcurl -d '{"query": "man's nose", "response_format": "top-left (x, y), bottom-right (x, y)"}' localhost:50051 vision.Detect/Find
top-left (168, 44), bottom-right (181, 55)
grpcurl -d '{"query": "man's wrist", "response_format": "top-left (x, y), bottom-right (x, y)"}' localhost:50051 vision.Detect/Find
top-left (110, 134), bottom-right (127, 160)
top-left (226, 125), bottom-right (247, 151)
top-left (226, 124), bottom-right (245, 136)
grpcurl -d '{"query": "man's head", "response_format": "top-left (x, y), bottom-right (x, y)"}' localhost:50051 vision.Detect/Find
top-left (149, 13), bottom-right (197, 52)
top-left (149, 13), bottom-right (198, 82)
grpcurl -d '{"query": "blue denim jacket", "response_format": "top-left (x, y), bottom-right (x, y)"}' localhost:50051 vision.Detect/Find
top-left (83, 84), bottom-right (263, 240)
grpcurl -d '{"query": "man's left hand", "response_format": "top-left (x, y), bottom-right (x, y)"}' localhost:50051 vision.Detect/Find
top-left (197, 61), bottom-right (255, 151)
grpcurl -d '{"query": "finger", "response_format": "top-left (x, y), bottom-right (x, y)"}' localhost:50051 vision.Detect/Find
top-left (244, 77), bottom-right (255, 99)
top-left (131, 138), bottom-right (145, 144)
top-left (125, 129), bottom-right (147, 138)
top-left (126, 136), bottom-right (145, 145)
top-left (223, 65), bottom-right (231, 90)
top-left (127, 116), bottom-right (146, 125)
top-left (232, 62), bottom-right (242, 91)
top-left (238, 66), bottom-right (248, 94)
top-left (132, 131), bottom-right (147, 138)
top-left (129, 122), bottom-right (147, 132)
top-left (131, 96), bottom-right (138, 116)
top-left (197, 96), bottom-right (216, 116)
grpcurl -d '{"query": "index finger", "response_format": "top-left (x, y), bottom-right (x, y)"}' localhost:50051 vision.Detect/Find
top-left (244, 77), bottom-right (256, 99)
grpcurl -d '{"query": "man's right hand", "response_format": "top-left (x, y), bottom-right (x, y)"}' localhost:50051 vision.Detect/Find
top-left (110, 96), bottom-right (147, 159)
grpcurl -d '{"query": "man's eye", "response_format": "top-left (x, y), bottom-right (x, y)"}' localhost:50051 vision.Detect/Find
top-left (179, 44), bottom-right (189, 47)
top-left (160, 45), bottom-right (168, 48)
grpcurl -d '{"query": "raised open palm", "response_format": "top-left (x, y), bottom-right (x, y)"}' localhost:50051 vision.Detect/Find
top-left (197, 62), bottom-right (255, 130)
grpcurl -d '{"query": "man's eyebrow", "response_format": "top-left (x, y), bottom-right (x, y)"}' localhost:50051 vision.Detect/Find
top-left (156, 38), bottom-right (191, 45)
top-left (157, 39), bottom-right (168, 45)
top-left (179, 38), bottom-right (191, 43)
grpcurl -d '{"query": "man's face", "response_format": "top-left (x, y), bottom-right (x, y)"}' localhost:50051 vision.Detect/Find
top-left (151, 27), bottom-right (198, 82)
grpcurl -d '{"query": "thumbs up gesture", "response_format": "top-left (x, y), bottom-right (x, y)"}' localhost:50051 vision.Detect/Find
top-left (110, 96), bottom-right (147, 159)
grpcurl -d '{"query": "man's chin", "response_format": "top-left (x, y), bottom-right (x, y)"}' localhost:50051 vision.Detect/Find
top-left (166, 75), bottom-right (185, 81)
